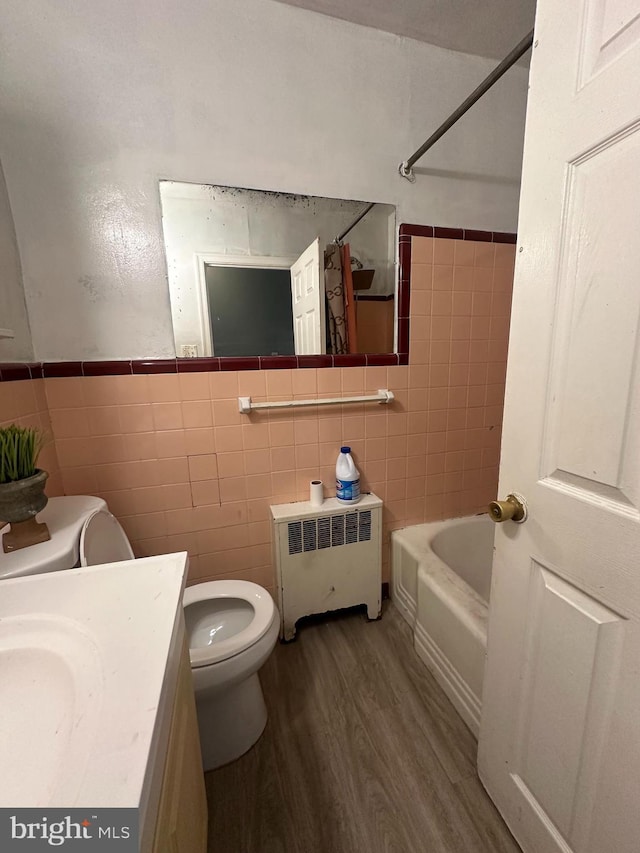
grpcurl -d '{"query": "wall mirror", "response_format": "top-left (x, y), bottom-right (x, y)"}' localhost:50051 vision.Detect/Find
top-left (160, 182), bottom-right (397, 360)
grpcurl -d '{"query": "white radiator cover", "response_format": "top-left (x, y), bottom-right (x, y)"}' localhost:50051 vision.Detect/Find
top-left (271, 494), bottom-right (383, 640)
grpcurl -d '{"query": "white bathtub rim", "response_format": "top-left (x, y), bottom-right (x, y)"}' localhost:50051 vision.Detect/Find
top-left (391, 516), bottom-right (491, 638)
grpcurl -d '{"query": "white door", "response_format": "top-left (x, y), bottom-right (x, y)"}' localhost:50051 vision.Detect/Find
top-left (478, 2), bottom-right (640, 853)
top-left (290, 238), bottom-right (325, 354)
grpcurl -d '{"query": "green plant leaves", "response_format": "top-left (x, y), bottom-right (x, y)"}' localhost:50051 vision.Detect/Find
top-left (0, 425), bottom-right (43, 484)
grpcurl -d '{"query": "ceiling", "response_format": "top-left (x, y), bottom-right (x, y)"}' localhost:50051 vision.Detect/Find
top-left (272, 0), bottom-right (536, 60)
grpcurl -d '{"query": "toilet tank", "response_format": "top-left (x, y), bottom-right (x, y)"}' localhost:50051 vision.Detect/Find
top-left (0, 495), bottom-right (108, 579)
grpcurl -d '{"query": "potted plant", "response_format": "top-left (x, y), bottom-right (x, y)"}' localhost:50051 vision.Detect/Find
top-left (0, 425), bottom-right (50, 552)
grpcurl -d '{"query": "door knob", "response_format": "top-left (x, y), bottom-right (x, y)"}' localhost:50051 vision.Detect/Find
top-left (488, 493), bottom-right (527, 523)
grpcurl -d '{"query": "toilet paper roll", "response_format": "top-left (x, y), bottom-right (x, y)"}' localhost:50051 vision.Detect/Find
top-left (310, 480), bottom-right (324, 507)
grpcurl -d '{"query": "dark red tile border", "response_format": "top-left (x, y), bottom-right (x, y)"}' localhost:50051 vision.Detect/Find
top-left (132, 359), bottom-right (178, 374)
top-left (0, 363), bottom-right (32, 381)
top-left (333, 353), bottom-right (367, 367)
top-left (43, 361), bottom-right (83, 378)
top-left (260, 355), bottom-right (299, 370)
top-left (297, 355), bottom-right (333, 369)
top-left (400, 224), bottom-right (434, 238)
top-left (365, 353), bottom-right (398, 366)
top-left (397, 230), bottom-right (412, 360)
top-left (82, 360), bottom-right (132, 376)
top-left (219, 357), bottom-right (261, 371)
top-left (28, 363), bottom-right (43, 379)
top-left (464, 229), bottom-right (492, 242)
top-left (399, 223), bottom-right (517, 244)
top-left (434, 226), bottom-right (464, 240)
top-left (0, 223), bottom-right (516, 383)
top-left (493, 231), bottom-right (518, 244)
top-left (177, 357), bottom-right (221, 372)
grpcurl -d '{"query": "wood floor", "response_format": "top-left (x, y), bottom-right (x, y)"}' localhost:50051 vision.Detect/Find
top-left (205, 602), bottom-right (520, 853)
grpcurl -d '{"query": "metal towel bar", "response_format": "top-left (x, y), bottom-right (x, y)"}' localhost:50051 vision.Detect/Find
top-left (238, 389), bottom-right (394, 414)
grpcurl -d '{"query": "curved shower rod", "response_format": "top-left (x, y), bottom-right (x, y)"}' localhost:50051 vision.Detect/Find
top-left (334, 30), bottom-right (534, 244)
top-left (399, 29), bottom-right (534, 182)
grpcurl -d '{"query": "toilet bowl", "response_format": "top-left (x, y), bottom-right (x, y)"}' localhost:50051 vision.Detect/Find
top-left (184, 580), bottom-right (279, 770)
top-left (0, 495), bottom-right (279, 770)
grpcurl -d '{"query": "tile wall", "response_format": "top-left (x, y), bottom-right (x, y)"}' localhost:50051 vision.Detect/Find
top-left (0, 379), bottom-right (62, 497)
top-left (0, 234), bottom-right (514, 592)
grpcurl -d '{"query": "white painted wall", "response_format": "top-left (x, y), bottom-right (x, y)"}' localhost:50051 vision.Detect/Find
top-left (160, 182), bottom-right (396, 355)
top-left (0, 0), bottom-right (528, 361)
top-left (0, 161), bottom-right (33, 362)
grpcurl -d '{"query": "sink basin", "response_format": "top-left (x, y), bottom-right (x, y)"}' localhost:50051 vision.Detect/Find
top-left (0, 551), bottom-right (188, 828)
top-left (0, 614), bottom-right (103, 806)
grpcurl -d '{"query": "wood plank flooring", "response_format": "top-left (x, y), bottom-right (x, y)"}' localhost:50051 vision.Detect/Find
top-left (205, 602), bottom-right (520, 853)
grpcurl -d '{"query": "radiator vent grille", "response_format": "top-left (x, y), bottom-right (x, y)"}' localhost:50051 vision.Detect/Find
top-left (359, 510), bottom-right (372, 541)
top-left (318, 516), bottom-right (331, 549)
top-left (287, 509), bottom-right (373, 555)
top-left (331, 515), bottom-right (344, 547)
top-left (346, 512), bottom-right (358, 544)
top-left (303, 519), bottom-right (317, 552)
top-left (288, 521), bottom-right (302, 555)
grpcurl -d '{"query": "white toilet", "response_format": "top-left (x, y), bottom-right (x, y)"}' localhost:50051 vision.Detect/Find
top-left (185, 580), bottom-right (279, 770)
top-left (0, 495), bottom-right (279, 770)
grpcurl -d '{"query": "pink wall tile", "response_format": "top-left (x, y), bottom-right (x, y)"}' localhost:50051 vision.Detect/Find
top-left (152, 402), bottom-right (184, 430)
top-left (190, 479), bottom-right (221, 507)
top-left (147, 374), bottom-right (181, 403)
top-left (155, 429), bottom-right (187, 458)
top-left (188, 453), bottom-right (218, 482)
top-left (411, 236), bottom-right (433, 264)
top-left (45, 377), bottom-right (86, 410)
top-left (238, 371), bottom-right (267, 399)
top-left (119, 404), bottom-right (154, 433)
top-left (185, 428), bottom-right (216, 456)
top-left (178, 372), bottom-right (210, 401)
top-left (433, 238), bottom-right (455, 265)
top-left (88, 406), bottom-right (122, 436)
top-left (156, 456), bottom-right (190, 484)
top-left (292, 369), bottom-right (317, 396)
top-left (409, 263), bottom-right (432, 290)
top-left (209, 371), bottom-right (238, 400)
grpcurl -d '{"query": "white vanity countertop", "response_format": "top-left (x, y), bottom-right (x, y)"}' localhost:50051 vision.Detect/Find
top-left (0, 552), bottom-right (189, 809)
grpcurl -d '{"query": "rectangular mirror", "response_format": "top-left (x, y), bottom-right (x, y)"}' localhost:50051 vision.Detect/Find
top-left (159, 182), bottom-right (397, 360)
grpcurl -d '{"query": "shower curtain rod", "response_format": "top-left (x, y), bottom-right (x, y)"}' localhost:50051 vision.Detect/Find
top-left (335, 201), bottom-right (377, 244)
top-left (334, 30), bottom-right (534, 241)
top-left (399, 29), bottom-right (534, 181)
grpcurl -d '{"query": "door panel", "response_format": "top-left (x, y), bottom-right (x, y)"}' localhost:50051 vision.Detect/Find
top-left (543, 127), bottom-right (640, 506)
top-left (512, 565), bottom-right (624, 840)
top-left (290, 238), bottom-right (325, 354)
top-left (478, 0), bottom-right (640, 851)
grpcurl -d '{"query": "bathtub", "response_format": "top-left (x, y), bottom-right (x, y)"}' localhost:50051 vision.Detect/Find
top-left (391, 515), bottom-right (495, 737)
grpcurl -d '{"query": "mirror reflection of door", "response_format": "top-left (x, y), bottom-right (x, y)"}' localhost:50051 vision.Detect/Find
top-left (290, 238), bottom-right (325, 355)
top-left (202, 241), bottom-right (325, 358)
top-left (205, 263), bottom-right (296, 357)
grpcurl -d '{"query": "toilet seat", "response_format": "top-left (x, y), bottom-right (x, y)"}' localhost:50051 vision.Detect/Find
top-left (80, 509), bottom-right (135, 566)
top-left (184, 580), bottom-right (276, 668)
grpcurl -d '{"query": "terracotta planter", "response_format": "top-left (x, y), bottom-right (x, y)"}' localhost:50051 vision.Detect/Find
top-left (0, 469), bottom-right (49, 523)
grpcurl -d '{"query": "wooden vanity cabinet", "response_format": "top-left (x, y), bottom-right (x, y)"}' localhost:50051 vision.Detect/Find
top-left (152, 640), bottom-right (208, 853)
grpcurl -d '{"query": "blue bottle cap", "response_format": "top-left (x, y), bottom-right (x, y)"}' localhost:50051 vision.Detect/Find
top-left (340, 446), bottom-right (351, 453)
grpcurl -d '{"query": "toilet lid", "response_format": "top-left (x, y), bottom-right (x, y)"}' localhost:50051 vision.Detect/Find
top-left (184, 580), bottom-right (276, 667)
top-left (80, 510), bottom-right (135, 566)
